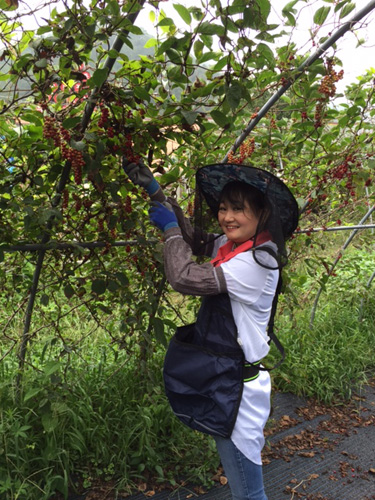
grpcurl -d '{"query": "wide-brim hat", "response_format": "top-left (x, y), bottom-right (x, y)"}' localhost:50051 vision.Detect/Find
top-left (195, 163), bottom-right (299, 239)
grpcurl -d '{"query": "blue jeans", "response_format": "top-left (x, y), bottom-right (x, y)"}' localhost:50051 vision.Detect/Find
top-left (214, 436), bottom-right (268, 500)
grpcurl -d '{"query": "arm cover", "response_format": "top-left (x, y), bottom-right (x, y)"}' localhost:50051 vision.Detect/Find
top-left (163, 227), bottom-right (227, 296)
top-left (166, 197), bottom-right (218, 257)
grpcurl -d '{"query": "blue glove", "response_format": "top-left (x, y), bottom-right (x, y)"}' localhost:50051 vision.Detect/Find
top-left (122, 158), bottom-right (160, 196)
top-left (149, 202), bottom-right (178, 232)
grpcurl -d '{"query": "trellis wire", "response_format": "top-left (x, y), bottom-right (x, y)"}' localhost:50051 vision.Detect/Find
top-left (1, 224), bottom-right (374, 253)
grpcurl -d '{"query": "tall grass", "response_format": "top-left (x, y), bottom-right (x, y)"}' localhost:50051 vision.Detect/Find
top-left (268, 246), bottom-right (375, 402)
top-left (0, 344), bottom-right (218, 500)
top-left (270, 297), bottom-right (375, 402)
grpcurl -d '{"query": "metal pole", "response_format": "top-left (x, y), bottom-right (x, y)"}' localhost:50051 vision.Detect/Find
top-left (295, 224), bottom-right (375, 234)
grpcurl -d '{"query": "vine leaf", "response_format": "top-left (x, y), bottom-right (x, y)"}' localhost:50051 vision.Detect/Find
top-left (173, 4), bottom-right (191, 25)
top-left (211, 110), bottom-right (230, 128)
top-left (0, 0), bottom-right (18, 10)
top-left (339, 2), bottom-right (355, 19)
top-left (90, 68), bottom-right (109, 88)
top-left (313, 6), bottom-right (331, 25)
top-left (226, 82), bottom-right (242, 111)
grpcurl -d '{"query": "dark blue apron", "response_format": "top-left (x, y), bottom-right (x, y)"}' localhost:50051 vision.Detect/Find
top-left (163, 293), bottom-right (258, 438)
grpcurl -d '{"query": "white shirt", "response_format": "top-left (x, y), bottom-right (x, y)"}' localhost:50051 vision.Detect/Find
top-left (212, 236), bottom-right (279, 464)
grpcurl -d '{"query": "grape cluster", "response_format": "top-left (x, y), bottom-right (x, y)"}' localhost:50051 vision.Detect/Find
top-left (43, 115), bottom-right (85, 185)
top-left (61, 145), bottom-right (85, 184)
top-left (227, 138), bottom-right (255, 164)
top-left (125, 195), bottom-right (132, 214)
top-left (98, 105), bottom-right (110, 128)
top-left (62, 189), bottom-right (69, 209)
top-left (123, 132), bottom-right (140, 163)
top-left (43, 116), bottom-right (61, 147)
top-left (314, 59), bottom-right (344, 128)
top-left (318, 59), bottom-right (344, 98)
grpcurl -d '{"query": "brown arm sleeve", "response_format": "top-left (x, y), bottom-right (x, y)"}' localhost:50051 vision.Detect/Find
top-left (163, 227), bottom-right (227, 296)
top-left (166, 197), bottom-right (217, 257)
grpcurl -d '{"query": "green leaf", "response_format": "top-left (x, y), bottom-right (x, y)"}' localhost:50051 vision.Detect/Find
top-left (90, 67), bottom-right (109, 88)
top-left (84, 22), bottom-right (96, 38)
top-left (282, 0), bottom-right (299, 15)
top-left (62, 116), bottom-right (81, 129)
top-left (313, 6), bottom-right (331, 25)
top-left (196, 22), bottom-right (225, 36)
top-left (42, 412), bottom-right (59, 433)
top-left (108, 0), bottom-right (120, 15)
top-left (210, 110), bottom-right (229, 128)
top-left (91, 278), bottom-right (106, 295)
top-left (40, 294), bottom-right (49, 306)
top-left (64, 284), bottom-right (75, 299)
top-left (157, 17), bottom-right (175, 27)
top-left (134, 86), bottom-right (151, 102)
top-left (256, 0), bottom-right (271, 20)
top-left (71, 140), bottom-right (86, 151)
top-left (0, 0), bottom-right (18, 11)
top-left (24, 387), bottom-right (42, 402)
top-left (44, 361), bottom-right (61, 377)
top-left (283, 11), bottom-right (296, 26)
top-left (35, 58), bottom-right (48, 69)
top-left (181, 110), bottom-right (198, 125)
top-left (173, 4), bottom-right (191, 25)
top-left (226, 82), bottom-right (242, 111)
top-left (212, 56), bottom-right (228, 71)
top-left (339, 2), bottom-right (355, 19)
top-left (155, 37), bottom-right (176, 57)
top-left (198, 51), bottom-right (220, 64)
top-left (193, 40), bottom-right (204, 59)
top-left (23, 113), bottom-right (43, 126)
top-left (144, 38), bottom-right (157, 49)
top-left (257, 42), bottom-right (275, 65)
top-left (152, 317), bottom-right (167, 347)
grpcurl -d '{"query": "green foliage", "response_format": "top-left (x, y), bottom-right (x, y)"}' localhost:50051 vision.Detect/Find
top-left (0, 336), bottom-right (218, 499)
top-left (269, 247), bottom-right (375, 403)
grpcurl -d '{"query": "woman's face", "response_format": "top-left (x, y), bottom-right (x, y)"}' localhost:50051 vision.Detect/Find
top-left (218, 199), bottom-right (260, 245)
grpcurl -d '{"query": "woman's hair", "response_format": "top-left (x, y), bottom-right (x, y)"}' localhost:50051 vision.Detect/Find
top-left (218, 180), bottom-right (287, 268)
top-left (218, 181), bottom-right (271, 233)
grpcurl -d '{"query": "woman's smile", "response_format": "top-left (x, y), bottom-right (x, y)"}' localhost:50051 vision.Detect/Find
top-left (218, 200), bottom-right (260, 244)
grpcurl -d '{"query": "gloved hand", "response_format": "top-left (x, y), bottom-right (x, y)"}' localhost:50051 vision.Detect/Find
top-left (149, 202), bottom-right (178, 232)
top-left (122, 157), bottom-right (160, 196)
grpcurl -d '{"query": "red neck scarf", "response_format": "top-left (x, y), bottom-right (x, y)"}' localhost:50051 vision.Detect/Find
top-left (211, 231), bottom-right (272, 267)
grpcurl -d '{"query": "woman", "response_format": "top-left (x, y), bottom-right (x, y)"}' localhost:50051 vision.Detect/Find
top-left (123, 159), bottom-right (299, 500)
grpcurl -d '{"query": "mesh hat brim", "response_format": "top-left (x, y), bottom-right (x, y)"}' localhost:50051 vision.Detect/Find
top-left (195, 163), bottom-right (299, 239)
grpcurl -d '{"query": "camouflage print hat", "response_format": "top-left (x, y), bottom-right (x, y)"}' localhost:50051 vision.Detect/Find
top-left (195, 163), bottom-right (299, 239)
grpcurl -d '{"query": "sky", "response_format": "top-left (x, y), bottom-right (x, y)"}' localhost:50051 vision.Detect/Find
top-left (15, 0), bottom-right (375, 94)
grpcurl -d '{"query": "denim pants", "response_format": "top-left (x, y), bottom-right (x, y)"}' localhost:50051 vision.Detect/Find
top-left (214, 436), bottom-right (268, 500)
